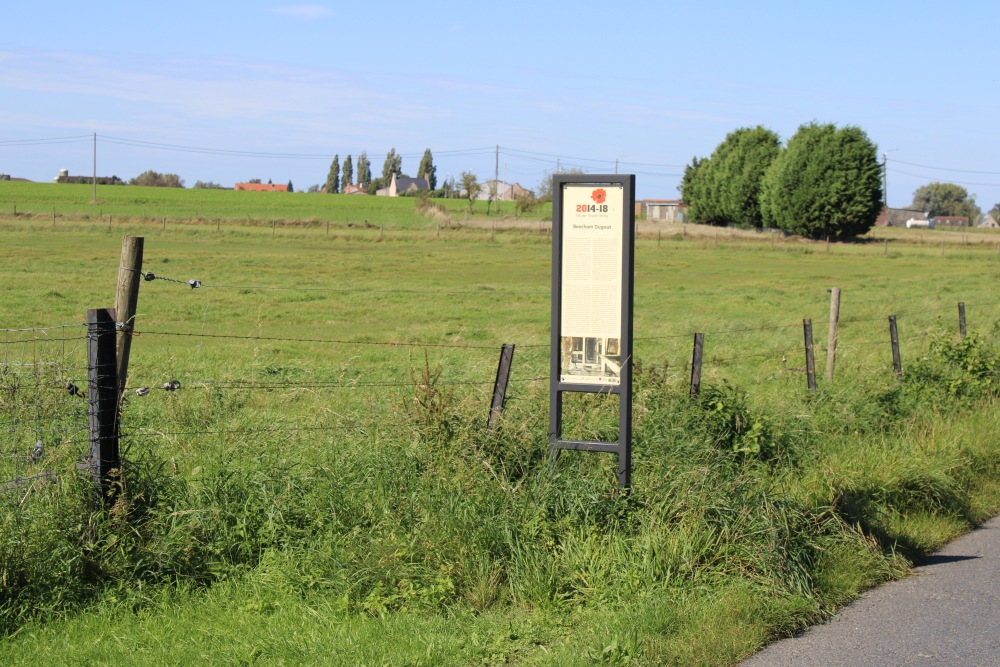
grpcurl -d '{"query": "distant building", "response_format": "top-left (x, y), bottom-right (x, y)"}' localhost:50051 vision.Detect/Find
top-left (377, 173), bottom-right (430, 197)
top-left (54, 169), bottom-right (124, 185)
top-left (475, 180), bottom-right (530, 201)
top-left (343, 184), bottom-right (367, 195)
top-left (642, 199), bottom-right (687, 222)
top-left (235, 182), bottom-right (288, 192)
top-left (877, 206), bottom-right (928, 227)
top-left (978, 214), bottom-right (999, 229)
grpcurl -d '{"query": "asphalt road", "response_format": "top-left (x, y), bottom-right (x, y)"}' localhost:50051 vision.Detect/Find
top-left (740, 514), bottom-right (1000, 667)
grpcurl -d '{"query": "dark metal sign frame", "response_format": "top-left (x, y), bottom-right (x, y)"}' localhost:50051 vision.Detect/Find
top-left (549, 174), bottom-right (635, 488)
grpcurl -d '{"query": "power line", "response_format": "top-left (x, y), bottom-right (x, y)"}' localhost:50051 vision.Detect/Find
top-left (887, 158), bottom-right (1000, 176)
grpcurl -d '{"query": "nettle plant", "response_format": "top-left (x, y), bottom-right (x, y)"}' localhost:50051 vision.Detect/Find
top-left (913, 331), bottom-right (1000, 398)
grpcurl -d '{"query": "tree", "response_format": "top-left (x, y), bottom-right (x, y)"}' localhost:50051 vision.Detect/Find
top-left (760, 122), bottom-right (882, 240)
top-left (911, 182), bottom-right (981, 222)
top-left (325, 155), bottom-right (340, 194)
top-left (193, 180), bottom-right (224, 189)
top-left (679, 156), bottom-right (703, 205)
top-left (287, 180), bottom-right (294, 193)
top-left (417, 149), bottom-right (437, 190)
top-left (248, 178), bottom-right (262, 184)
top-left (460, 171), bottom-right (480, 213)
top-left (683, 126), bottom-right (780, 226)
top-left (990, 202), bottom-right (1000, 220)
top-left (341, 155), bottom-right (353, 192)
top-left (536, 167), bottom-right (585, 202)
top-left (382, 148), bottom-right (402, 182)
top-left (357, 152), bottom-right (371, 190)
top-left (367, 176), bottom-right (384, 194)
top-left (130, 170), bottom-right (184, 187)
top-left (514, 189), bottom-right (537, 219)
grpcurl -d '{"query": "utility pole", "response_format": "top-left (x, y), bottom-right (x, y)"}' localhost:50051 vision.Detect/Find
top-left (92, 132), bottom-right (97, 203)
top-left (615, 157), bottom-right (619, 174)
top-left (882, 152), bottom-right (888, 210)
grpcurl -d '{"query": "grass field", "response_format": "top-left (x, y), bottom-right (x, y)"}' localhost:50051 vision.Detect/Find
top-left (3, 197), bottom-right (1000, 665)
top-left (0, 181), bottom-right (551, 228)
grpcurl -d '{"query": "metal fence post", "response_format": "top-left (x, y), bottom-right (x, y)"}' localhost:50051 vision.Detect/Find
top-left (889, 315), bottom-right (902, 380)
top-left (803, 318), bottom-right (816, 391)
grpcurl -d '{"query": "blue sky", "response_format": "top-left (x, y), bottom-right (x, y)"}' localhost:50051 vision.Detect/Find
top-left (1, 1), bottom-right (997, 208)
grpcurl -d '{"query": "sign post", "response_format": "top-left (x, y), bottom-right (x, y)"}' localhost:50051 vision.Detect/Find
top-left (549, 174), bottom-right (635, 488)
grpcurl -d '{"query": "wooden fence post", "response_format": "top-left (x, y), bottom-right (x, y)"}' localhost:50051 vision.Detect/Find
top-left (826, 287), bottom-right (841, 381)
top-left (87, 308), bottom-right (120, 503)
top-left (487, 344), bottom-right (515, 431)
top-left (115, 236), bottom-right (143, 398)
top-left (690, 333), bottom-right (705, 398)
top-left (803, 318), bottom-right (816, 391)
top-left (889, 315), bottom-right (902, 380)
top-left (958, 302), bottom-right (967, 338)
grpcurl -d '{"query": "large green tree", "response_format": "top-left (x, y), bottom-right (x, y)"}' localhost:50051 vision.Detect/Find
top-left (356, 152), bottom-right (371, 190)
top-left (911, 182), bottom-right (981, 221)
top-left (341, 155), bottom-right (353, 192)
top-left (678, 156), bottom-right (703, 205)
top-left (417, 149), bottom-right (437, 190)
top-left (760, 122), bottom-right (882, 240)
top-left (683, 126), bottom-right (781, 226)
top-left (325, 155), bottom-right (340, 194)
top-left (382, 148), bottom-right (402, 182)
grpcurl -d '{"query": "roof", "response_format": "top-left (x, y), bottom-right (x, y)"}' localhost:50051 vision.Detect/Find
top-left (395, 176), bottom-right (429, 192)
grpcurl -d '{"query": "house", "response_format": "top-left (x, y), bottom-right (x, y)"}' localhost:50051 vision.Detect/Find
top-left (877, 206), bottom-right (929, 227)
top-left (978, 214), bottom-right (999, 229)
top-left (343, 184), bottom-right (367, 195)
top-left (376, 173), bottom-right (430, 197)
top-left (235, 182), bottom-right (288, 192)
top-left (643, 199), bottom-right (687, 222)
top-left (475, 180), bottom-right (531, 201)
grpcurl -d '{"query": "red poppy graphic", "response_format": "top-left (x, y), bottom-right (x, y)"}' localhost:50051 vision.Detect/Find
top-left (591, 188), bottom-right (607, 204)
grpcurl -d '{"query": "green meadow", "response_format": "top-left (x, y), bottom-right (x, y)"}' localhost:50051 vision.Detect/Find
top-left (3, 190), bottom-right (1000, 665)
top-left (0, 181), bottom-right (549, 227)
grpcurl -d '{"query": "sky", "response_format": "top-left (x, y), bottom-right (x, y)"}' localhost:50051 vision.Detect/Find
top-left (1, 1), bottom-right (997, 209)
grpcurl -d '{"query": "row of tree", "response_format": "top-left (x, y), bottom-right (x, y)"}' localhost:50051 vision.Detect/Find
top-left (324, 149), bottom-right (438, 194)
top-left (681, 123), bottom-right (883, 240)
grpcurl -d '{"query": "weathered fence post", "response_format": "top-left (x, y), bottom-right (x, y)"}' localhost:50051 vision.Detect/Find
top-left (487, 344), bottom-right (515, 431)
top-left (826, 287), bottom-right (841, 381)
top-left (803, 318), bottom-right (816, 391)
top-left (87, 308), bottom-right (120, 503)
top-left (690, 333), bottom-right (705, 398)
top-left (115, 236), bottom-right (143, 398)
top-left (958, 302), bottom-right (967, 338)
top-left (889, 315), bottom-right (902, 380)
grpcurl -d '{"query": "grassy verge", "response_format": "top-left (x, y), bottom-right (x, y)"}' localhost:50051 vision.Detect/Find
top-left (2, 225), bottom-right (1000, 664)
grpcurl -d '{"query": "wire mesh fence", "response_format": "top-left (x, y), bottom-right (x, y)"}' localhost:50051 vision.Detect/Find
top-left (0, 325), bottom-right (90, 491)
